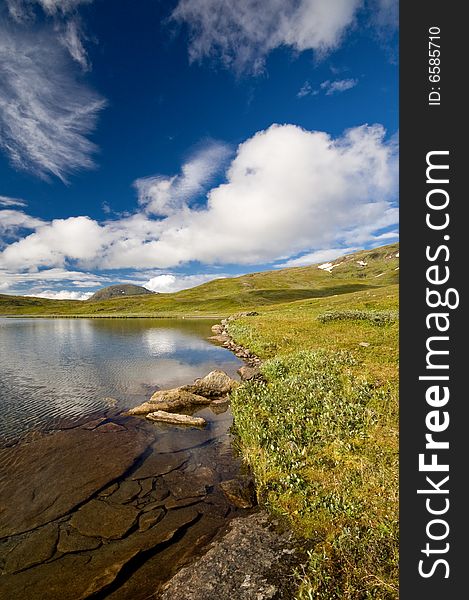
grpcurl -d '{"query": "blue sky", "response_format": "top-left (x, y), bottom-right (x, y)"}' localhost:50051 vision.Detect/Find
top-left (0, 0), bottom-right (398, 299)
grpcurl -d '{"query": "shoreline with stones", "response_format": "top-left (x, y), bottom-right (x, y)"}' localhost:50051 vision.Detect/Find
top-left (0, 314), bottom-right (298, 600)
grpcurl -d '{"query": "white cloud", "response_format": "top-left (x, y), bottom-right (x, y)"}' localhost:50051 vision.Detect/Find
top-left (0, 195), bottom-right (27, 207)
top-left (368, 0), bottom-right (398, 32)
top-left (297, 81), bottom-right (315, 98)
top-left (6, 0), bottom-right (93, 21)
top-left (0, 209), bottom-right (44, 234)
top-left (0, 124), bottom-right (398, 274)
top-left (144, 273), bottom-right (226, 293)
top-left (320, 78), bottom-right (358, 95)
top-left (135, 142), bottom-right (232, 217)
top-left (277, 247), bottom-right (360, 268)
top-left (0, 24), bottom-right (105, 181)
top-left (25, 289), bottom-right (93, 300)
top-left (0, 216), bottom-right (106, 268)
top-left (58, 18), bottom-right (89, 70)
top-left (172, 0), bottom-right (362, 74)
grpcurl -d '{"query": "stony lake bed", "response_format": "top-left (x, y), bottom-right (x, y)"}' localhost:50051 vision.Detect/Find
top-left (0, 318), bottom-right (282, 599)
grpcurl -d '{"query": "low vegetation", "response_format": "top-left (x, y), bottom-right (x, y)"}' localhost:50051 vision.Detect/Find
top-left (228, 284), bottom-right (399, 599)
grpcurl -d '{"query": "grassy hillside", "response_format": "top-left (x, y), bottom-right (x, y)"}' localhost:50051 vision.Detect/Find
top-left (228, 282), bottom-right (398, 599)
top-left (0, 243), bottom-right (398, 316)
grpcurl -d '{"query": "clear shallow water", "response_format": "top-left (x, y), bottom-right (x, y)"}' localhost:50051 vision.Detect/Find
top-left (0, 318), bottom-right (241, 444)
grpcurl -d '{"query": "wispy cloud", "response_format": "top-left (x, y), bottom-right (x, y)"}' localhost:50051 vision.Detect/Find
top-left (58, 17), bottom-right (90, 70)
top-left (297, 77), bottom-right (358, 98)
top-left (134, 141), bottom-right (232, 217)
top-left (0, 195), bottom-right (27, 207)
top-left (6, 0), bottom-right (93, 21)
top-left (172, 0), bottom-right (362, 74)
top-left (0, 24), bottom-right (106, 181)
top-left (297, 81), bottom-right (316, 98)
top-left (320, 78), bottom-right (358, 95)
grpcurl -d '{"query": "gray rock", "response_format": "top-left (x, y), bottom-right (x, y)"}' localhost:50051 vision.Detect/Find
top-left (237, 366), bottom-right (261, 381)
top-left (181, 370), bottom-right (238, 398)
top-left (160, 512), bottom-right (295, 600)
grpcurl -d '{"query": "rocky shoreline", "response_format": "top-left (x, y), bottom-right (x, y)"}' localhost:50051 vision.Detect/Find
top-left (0, 315), bottom-right (297, 600)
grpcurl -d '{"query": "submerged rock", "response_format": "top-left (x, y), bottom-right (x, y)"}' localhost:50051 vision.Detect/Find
top-left (220, 479), bottom-right (256, 509)
top-left (69, 499), bottom-right (139, 540)
top-left (181, 370), bottom-right (238, 398)
top-left (146, 411), bottom-right (207, 427)
top-left (3, 523), bottom-right (58, 574)
top-left (0, 424), bottom-right (152, 538)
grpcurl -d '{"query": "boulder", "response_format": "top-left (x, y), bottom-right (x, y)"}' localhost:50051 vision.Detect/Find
top-left (181, 370), bottom-right (238, 398)
top-left (210, 324), bottom-right (224, 334)
top-left (237, 365), bottom-right (261, 381)
top-left (128, 389), bottom-right (210, 415)
top-left (146, 411), bottom-right (207, 427)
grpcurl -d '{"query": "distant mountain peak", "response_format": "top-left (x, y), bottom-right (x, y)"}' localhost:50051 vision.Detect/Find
top-left (88, 284), bottom-right (155, 302)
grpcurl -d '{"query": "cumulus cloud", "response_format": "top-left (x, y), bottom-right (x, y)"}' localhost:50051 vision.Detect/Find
top-left (0, 216), bottom-right (106, 269)
top-left (0, 195), bottom-right (27, 207)
top-left (0, 123), bottom-right (398, 274)
top-left (277, 247), bottom-right (360, 268)
top-left (135, 142), bottom-right (232, 217)
top-left (144, 273), bottom-right (226, 293)
top-left (0, 23), bottom-right (105, 181)
top-left (172, 0), bottom-right (362, 74)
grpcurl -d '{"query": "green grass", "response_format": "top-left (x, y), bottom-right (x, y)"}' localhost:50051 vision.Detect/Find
top-left (227, 284), bottom-right (399, 599)
top-left (0, 243), bottom-right (399, 317)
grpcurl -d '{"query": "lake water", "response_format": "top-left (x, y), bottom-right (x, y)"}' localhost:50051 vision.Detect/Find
top-left (0, 317), bottom-right (241, 445)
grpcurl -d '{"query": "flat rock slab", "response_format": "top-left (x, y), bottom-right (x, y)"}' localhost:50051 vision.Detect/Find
top-left (0, 423), bottom-right (152, 538)
top-left (147, 411), bottom-right (207, 427)
top-left (131, 450), bottom-right (189, 480)
top-left (3, 523), bottom-right (58, 574)
top-left (0, 507), bottom-right (199, 600)
top-left (163, 468), bottom-right (214, 500)
top-left (70, 499), bottom-right (139, 540)
top-left (57, 526), bottom-right (101, 554)
top-left (160, 512), bottom-right (296, 600)
top-left (107, 480), bottom-right (141, 504)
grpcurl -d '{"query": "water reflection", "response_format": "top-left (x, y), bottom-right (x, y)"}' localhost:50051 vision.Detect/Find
top-left (0, 318), bottom-right (240, 444)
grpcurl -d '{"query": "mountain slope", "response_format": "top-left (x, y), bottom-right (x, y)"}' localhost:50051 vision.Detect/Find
top-left (0, 243), bottom-right (399, 316)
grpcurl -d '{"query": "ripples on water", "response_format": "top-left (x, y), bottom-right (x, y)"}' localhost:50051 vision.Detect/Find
top-left (0, 318), bottom-right (240, 445)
